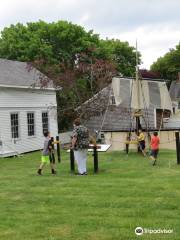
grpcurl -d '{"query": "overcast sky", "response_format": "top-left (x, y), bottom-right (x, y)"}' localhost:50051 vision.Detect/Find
top-left (0, 0), bottom-right (180, 68)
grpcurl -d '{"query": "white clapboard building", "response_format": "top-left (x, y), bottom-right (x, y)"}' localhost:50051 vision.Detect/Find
top-left (0, 59), bottom-right (58, 157)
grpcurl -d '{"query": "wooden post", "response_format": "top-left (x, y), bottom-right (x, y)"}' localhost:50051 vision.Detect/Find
top-left (49, 138), bottom-right (53, 163)
top-left (136, 116), bottom-right (141, 152)
top-left (135, 116), bottom-right (140, 135)
top-left (70, 149), bottom-right (75, 173)
top-left (126, 143), bottom-right (129, 155)
top-left (56, 136), bottom-right (61, 163)
top-left (126, 133), bottom-right (130, 155)
top-left (51, 137), bottom-right (56, 164)
top-left (93, 145), bottom-right (98, 173)
top-left (175, 131), bottom-right (180, 164)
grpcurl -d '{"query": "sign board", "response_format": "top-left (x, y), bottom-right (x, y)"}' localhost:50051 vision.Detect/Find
top-left (67, 144), bottom-right (111, 153)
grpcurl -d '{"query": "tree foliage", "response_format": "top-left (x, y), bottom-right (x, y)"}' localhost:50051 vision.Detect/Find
top-left (99, 39), bottom-right (141, 77)
top-left (0, 20), bottom-right (139, 76)
top-left (0, 21), bottom-right (99, 63)
top-left (0, 20), bottom-right (140, 130)
top-left (150, 42), bottom-right (180, 81)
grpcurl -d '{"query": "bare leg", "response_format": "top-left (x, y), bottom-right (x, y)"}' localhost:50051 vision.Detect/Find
top-left (39, 163), bottom-right (45, 169)
top-left (152, 158), bottom-right (157, 166)
top-left (150, 156), bottom-right (156, 165)
top-left (37, 163), bottom-right (45, 175)
top-left (150, 155), bottom-right (155, 161)
top-left (50, 163), bottom-right (56, 174)
top-left (142, 149), bottom-right (146, 157)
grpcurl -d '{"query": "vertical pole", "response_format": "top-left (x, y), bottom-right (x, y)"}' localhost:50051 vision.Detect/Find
top-left (93, 145), bottom-right (98, 173)
top-left (126, 143), bottom-right (129, 155)
top-left (51, 137), bottom-right (56, 164)
top-left (126, 133), bottom-right (130, 155)
top-left (135, 116), bottom-right (140, 135)
top-left (136, 117), bottom-right (141, 152)
top-left (49, 138), bottom-right (52, 163)
top-left (56, 136), bottom-right (61, 163)
top-left (70, 149), bottom-right (75, 173)
top-left (175, 131), bottom-right (180, 164)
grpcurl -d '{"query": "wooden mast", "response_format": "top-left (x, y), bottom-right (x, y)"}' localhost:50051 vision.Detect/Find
top-left (134, 40), bottom-right (142, 135)
top-left (125, 41), bottom-right (142, 153)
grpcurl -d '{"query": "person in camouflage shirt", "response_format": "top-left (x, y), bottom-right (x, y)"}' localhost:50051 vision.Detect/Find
top-left (71, 118), bottom-right (89, 175)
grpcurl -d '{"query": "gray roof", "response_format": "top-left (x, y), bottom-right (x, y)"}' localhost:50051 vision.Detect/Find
top-left (79, 78), bottom-right (172, 132)
top-left (78, 84), bottom-right (155, 132)
top-left (169, 81), bottom-right (180, 101)
top-left (0, 58), bottom-right (53, 88)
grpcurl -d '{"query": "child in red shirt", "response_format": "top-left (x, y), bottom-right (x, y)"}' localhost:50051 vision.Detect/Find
top-left (150, 132), bottom-right (160, 166)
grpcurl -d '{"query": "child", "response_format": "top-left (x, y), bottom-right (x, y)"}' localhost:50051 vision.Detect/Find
top-left (137, 129), bottom-right (146, 156)
top-left (37, 131), bottom-right (56, 175)
top-left (150, 132), bottom-right (160, 166)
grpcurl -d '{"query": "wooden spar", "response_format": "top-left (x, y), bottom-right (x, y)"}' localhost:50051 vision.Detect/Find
top-left (126, 40), bottom-right (143, 152)
top-left (135, 40), bottom-right (141, 135)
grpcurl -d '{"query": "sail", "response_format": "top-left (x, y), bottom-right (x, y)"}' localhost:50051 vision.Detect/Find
top-left (131, 79), bottom-right (149, 110)
top-left (112, 77), bottom-right (172, 112)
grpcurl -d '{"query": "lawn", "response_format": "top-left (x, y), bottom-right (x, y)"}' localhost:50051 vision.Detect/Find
top-left (0, 150), bottom-right (179, 240)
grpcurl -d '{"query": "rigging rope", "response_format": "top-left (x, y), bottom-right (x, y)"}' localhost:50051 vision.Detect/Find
top-left (98, 86), bottom-right (113, 134)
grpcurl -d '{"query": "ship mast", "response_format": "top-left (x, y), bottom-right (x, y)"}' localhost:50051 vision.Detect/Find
top-left (134, 40), bottom-right (142, 134)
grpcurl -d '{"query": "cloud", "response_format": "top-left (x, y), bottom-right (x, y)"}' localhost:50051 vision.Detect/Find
top-left (92, 0), bottom-right (180, 31)
top-left (78, 13), bottom-right (91, 25)
top-left (0, 0), bottom-right (180, 68)
top-left (108, 25), bottom-right (180, 68)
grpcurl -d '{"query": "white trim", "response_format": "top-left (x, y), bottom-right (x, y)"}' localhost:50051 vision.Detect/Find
top-left (0, 106), bottom-right (57, 110)
top-left (0, 84), bottom-right (60, 91)
top-left (27, 111), bottom-right (36, 137)
top-left (9, 112), bottom-right (20, 141)
top-left (41, 110), bottom-right (49, 134)
top-left (154, 108), bottom-right (157, 128)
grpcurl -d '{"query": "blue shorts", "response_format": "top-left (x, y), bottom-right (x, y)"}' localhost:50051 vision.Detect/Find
top-left (139, 140), bottom-right (145, 150)
top-left (150, 149), bottom-right (159, 158)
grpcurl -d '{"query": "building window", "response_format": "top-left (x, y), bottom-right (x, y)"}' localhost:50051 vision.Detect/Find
top-left (178, 101), bottom-right (180, 109)
top-left (42, 112), bottom-right (49, 133)
top-left (27, 112), bottom-right (35, 136)
top-left (10, 113), bottom-right (19, 139)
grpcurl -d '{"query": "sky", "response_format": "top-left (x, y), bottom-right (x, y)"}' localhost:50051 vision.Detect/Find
top-left (0, 0), bottom-right (180, 68)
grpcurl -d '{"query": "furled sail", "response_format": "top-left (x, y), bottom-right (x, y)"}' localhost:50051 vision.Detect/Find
top-left (112, 77), bottom-right (172, 112)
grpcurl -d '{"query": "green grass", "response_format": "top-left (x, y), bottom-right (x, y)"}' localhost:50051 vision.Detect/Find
top-left (0, 150), bottom-right (180, 240)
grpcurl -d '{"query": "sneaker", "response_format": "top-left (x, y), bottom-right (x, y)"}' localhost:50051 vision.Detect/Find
top-left (152, 160), bottom-right (156, 166)
top-left (83, 172), bottom-right (87, 175)
top-left (37, 169), bottom-right (42, 175)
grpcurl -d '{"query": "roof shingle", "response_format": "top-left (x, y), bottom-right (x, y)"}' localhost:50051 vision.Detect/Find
top-left (0, 58), bottom-right (53, 88)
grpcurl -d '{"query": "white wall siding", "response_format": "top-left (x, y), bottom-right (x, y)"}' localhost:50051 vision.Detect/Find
top-left (48, 110), bottom-right (58, 138)
top-left (0, 87), bottom-right (58, 157)
top-left (0, 108), bottom-right (58, 155)
top-left (0, 88), bottom-right (57, 108)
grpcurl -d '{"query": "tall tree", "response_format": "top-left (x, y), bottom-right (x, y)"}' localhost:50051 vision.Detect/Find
top-left (0, 20), bottom-right (140, 130)
top-left (151, 42), bottom-right (180, 81)
top-left (0, 21), bottom-right (99, 64)
top-left (99, 39), bottom-right (141, 77)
